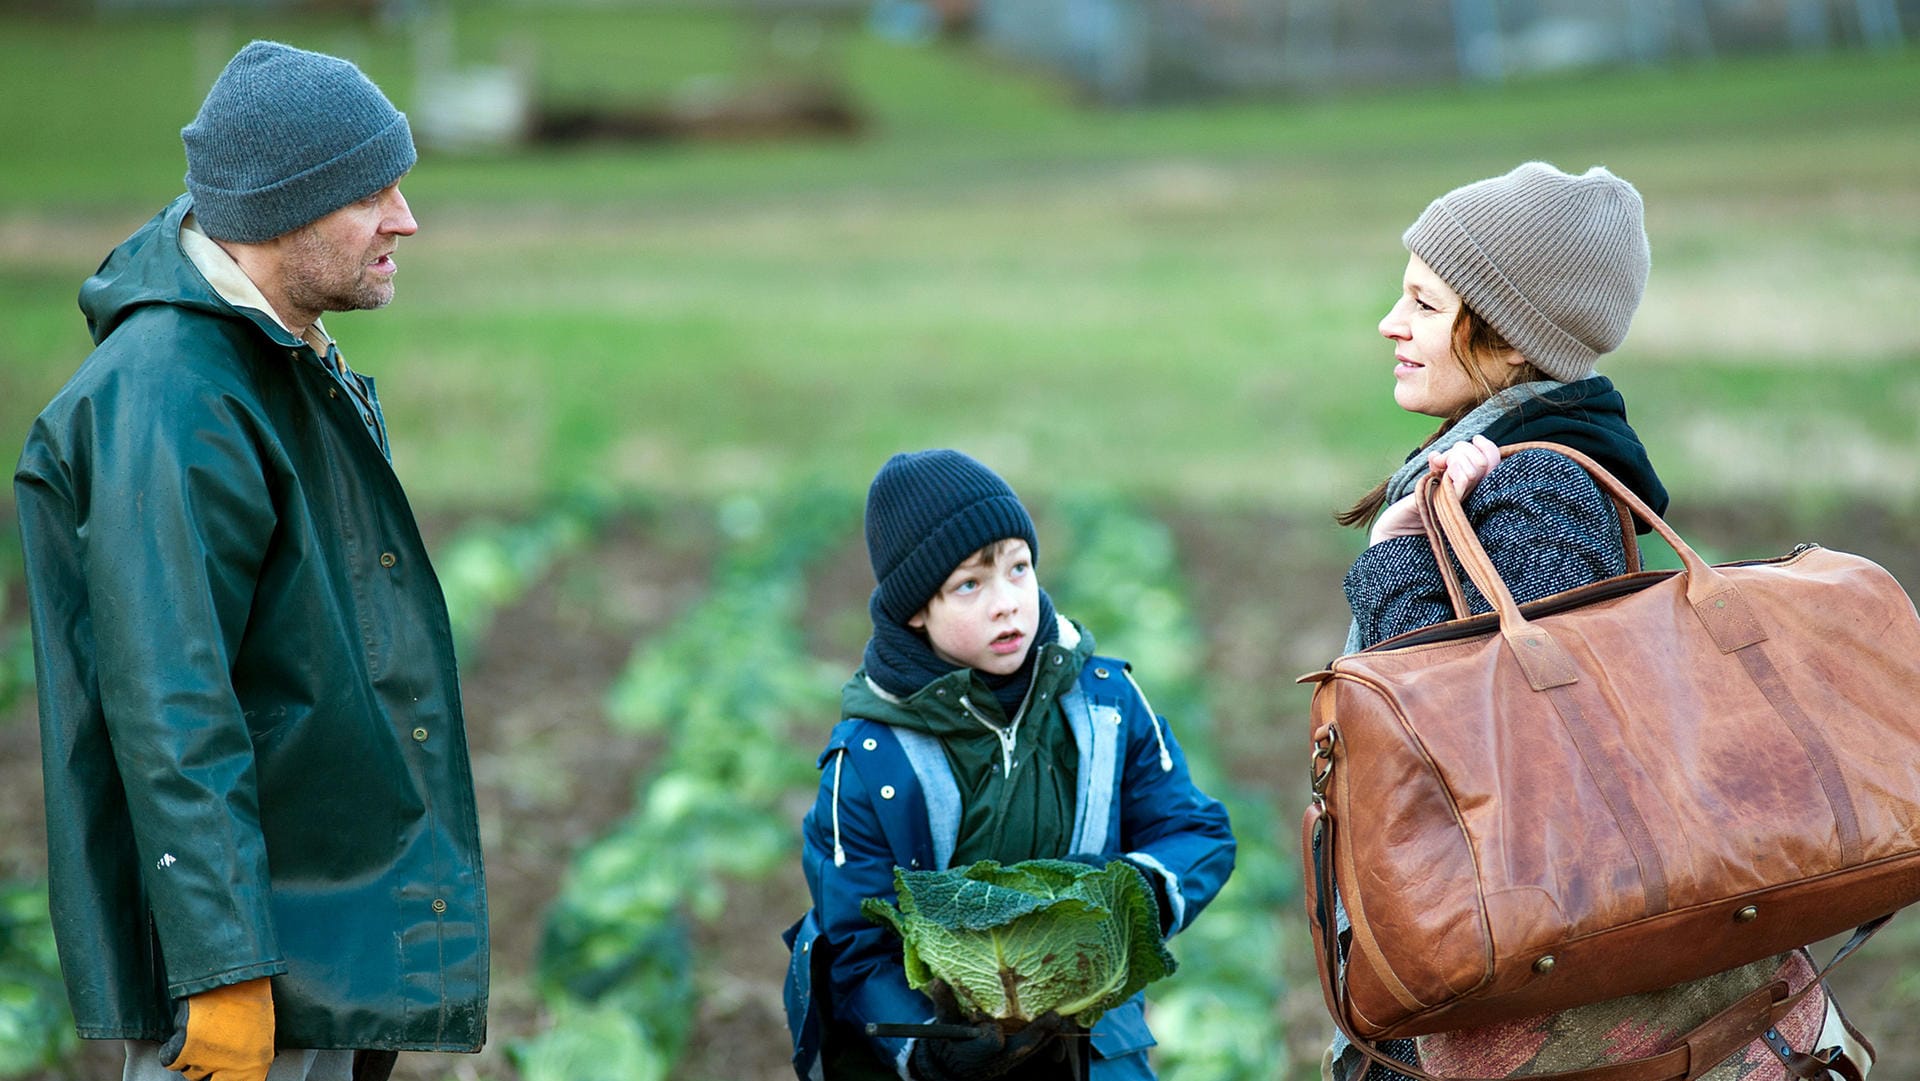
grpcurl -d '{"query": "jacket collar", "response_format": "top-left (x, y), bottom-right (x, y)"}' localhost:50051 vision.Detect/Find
top-left (845, 615), bottom-right (1089, 736)
top-left (179, 213), bottom-right (332, 356)
top-left (81, 194), bottom-right (309, 354)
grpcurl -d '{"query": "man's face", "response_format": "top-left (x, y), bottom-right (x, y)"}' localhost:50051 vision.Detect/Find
top-left (279, 180), bottom-right (417, 319)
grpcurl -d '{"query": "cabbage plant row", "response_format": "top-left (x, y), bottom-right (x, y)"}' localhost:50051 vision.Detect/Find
top-left (1046, 496), bottom-right (1294, 1081)
top-left (515, 490), bottom-right (857, 1081)
top-left (1, 562), bottom-right (74, 1075)
top-left (0, 881), bottom-right (72, 1079)
top-left (435, 490), bottom-right (612, 657)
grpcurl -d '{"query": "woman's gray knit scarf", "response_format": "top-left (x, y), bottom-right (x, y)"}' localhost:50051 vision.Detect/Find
top-left (1340, 379), bottom-right (1564, 656)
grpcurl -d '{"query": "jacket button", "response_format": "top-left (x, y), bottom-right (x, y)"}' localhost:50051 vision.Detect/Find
top-left (431, 898), bottom-right (448, 914)
top-left (328, 387), bottom-right (339, 399)
top-left (412, 727), bottom-right (429, 742)
top-left (1094, 667), bottom-right (1110, 679)
top-left (879, 785), bottom-right (896, 800)
top-left (862, 738), bottom-right (878, 751)
top-left (379, 552), bottom-right (397, 568)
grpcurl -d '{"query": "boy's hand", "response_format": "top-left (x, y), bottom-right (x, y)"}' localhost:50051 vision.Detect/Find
top-left (159, 977), bottom-right (275, 1081)
top-left (909, 1012), bottom-right (1066, 1081)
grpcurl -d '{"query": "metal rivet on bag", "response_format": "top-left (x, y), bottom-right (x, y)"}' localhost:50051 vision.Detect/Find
top-left (1094, 667), bottom-right (1110, 679)
top-left (879, 785), bottom-right (896, 800)
top-left (862, 738), bottom-right (878, 751)
top-left (1532, 956), bottom-right (1556, 974)
top-left (431, 898), bottom-right (447, 914)
top-left (1735, 905), bottom-right (1759, 923)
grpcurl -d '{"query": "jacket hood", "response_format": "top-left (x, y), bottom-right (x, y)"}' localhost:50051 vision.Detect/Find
top-left (80, 195), bottom-right (297, 349)
top-left (1478, 375), bottom-right (1669, 519)
top-left (841, 615), bottom-right (1095, 738)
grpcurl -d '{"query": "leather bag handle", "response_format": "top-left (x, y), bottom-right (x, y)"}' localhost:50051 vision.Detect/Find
top-left (1418, 443), bottom-right (1768, 684)
top-left (1416, 469), bottom-right (1642, 621)
top-left (1308, 808), bottom-right (1885, 1081)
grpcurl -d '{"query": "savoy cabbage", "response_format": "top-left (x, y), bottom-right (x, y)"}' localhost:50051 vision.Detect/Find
top-left (861, 858), bottom-right (1176, 1027)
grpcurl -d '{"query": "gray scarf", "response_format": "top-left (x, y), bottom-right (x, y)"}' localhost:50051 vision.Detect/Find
top-left (1340, 380), bottom-right (1564, 655)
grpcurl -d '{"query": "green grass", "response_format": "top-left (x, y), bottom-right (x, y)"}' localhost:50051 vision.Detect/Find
top-left (1, 7), bottom-right (1917, 516)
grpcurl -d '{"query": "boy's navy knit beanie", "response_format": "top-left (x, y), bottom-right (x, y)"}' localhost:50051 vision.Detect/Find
top-left (866, 449), bottom-right (1039, 624)
top-left (1403, 161), bottom-right (1649, 382)
top-left (183, 40), bottom-right (416, 243)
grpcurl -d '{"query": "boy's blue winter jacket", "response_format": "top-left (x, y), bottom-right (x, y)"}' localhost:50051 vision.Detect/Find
top-left (782, 650), bottom-right (1236, 1080)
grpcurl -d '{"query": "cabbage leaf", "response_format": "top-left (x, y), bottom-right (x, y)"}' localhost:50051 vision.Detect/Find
top-left (860, 858), bottom-right (1176, 1027)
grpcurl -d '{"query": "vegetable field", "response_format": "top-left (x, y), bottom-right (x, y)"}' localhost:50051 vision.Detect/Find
top-left (2, 4), bottom-right (1919, 1079)
top-left (6, 496), bottom-right (1920, 1080)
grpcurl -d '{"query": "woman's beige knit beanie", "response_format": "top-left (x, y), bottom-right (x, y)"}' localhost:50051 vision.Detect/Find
top-left (1403, 162), bottom-right (1650, 382)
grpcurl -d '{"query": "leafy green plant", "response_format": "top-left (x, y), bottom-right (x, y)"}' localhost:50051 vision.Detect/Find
top-left (508, 999), bottom-right (671, 1081)
top-left (436, 489), bottom-right (613, 656)
top-left (862, 859), bottom-right (1175, 1027)
top-left (0, 880), bottom-right (75, 1080)
top-left (518, 488), bottom-right (856, 1080)
top-left (1047, 494), bottom-right (1293, 1081)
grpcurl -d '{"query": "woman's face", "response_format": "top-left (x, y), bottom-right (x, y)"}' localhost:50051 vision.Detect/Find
top-left (1378, 254), bottom-right (1519, 417)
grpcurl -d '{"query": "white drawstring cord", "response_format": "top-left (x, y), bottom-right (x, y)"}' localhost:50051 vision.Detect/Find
top-left (830, 750), bottom-right (847, 866)
top-left (1124, 669), bottom-right (1174, 772)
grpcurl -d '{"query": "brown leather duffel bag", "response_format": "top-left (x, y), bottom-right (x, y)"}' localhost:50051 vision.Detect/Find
top-left (1300, 442), bottom-right (1918, 1078)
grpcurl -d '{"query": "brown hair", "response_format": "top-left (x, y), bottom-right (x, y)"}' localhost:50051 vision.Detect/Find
top-left (1335, 305), bottom-right (1548, 529)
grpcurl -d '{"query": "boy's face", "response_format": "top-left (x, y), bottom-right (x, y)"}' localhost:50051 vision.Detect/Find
top-left (909, 538), bottom-right (1041, 677)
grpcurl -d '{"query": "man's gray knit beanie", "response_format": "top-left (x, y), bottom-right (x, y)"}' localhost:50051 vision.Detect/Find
top-left (1403, 162), bottom-right (1650, 382)
top-left (183, 40), bottom-right (415, 243)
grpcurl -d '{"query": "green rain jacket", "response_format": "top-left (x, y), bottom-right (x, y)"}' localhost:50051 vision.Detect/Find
top-left (839, 617), bottom-right (1098, 867)
top-left (12, 196), bottom-right (487, 1050)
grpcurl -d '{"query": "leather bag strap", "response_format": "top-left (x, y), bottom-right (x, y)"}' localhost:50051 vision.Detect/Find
top-left (1417, 442), bottom-right (1766, 693)
top-left (1310, 807), bottom-right (1889, 1081)
top-left (1416, 463), bottom-right (1641, 622)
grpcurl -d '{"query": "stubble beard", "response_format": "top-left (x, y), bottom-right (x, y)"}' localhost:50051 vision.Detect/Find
top-left (281, 225), bottom-right (395, 318)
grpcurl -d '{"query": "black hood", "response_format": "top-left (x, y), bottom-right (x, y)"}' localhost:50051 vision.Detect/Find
top-left (1477, 376), bottom-right (1668, 524)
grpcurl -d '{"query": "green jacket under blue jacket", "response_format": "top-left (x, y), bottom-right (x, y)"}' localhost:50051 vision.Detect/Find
top-left (12, 195), bottom-right (487, 1050)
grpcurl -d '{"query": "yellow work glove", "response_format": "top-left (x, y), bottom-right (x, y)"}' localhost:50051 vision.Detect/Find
top-left (159, 977), bottom-right (275, 1081)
